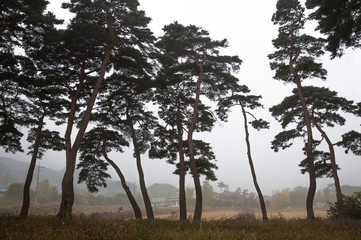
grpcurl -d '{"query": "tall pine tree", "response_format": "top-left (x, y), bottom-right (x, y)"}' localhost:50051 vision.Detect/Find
top-left (156, 22), bottom-right (242, 220)
top-left (269, 0), bottom-right (327, 220)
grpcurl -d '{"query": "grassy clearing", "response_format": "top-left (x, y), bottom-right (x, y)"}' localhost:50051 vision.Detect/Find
top-left (1, 213), bottom-right (360, 240)
top-left (155, 208), bottom-right (328, 221)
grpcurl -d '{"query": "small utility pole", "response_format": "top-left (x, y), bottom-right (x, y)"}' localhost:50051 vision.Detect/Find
top-left (34, 161), bottom-right (42, 203)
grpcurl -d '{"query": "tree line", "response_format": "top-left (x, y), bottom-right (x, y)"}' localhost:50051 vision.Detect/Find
top-left (1, 0), bottom-right (360, 221)
top-left (4, 179), bottom-right (359, 215)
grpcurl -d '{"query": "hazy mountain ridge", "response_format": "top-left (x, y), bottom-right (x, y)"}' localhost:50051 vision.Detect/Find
top-left (0, 156), bottom-right (63, 188)
top-left (0, 157), bottom-right (134, 193)
top-left (0, 157), bottom-right (179, 198)
top-left (148, 183), bottom-right (178, 198)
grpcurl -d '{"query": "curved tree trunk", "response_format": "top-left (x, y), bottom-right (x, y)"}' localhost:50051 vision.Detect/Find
top-left (289, 19), bottom-right (316, 220)
top-left (311, 111), bottom-right (345, 220)
top-left (176, 96), bottom-right (187, 221)
top-left (58, 42), bottom-right (113, 220)
top-left (58, 13), bottom-right (115, 220)
top-left (58, 155), bottom-right (76, 220)
top-left (102, 144), bottom-right (142, 219)
top-left (187, 57), bottom-right (203, 221)
top-left (239, 101), bottom-right (268, 221)
top-left (20, 112), bottom-right (45, 218)
top-left (57, 88), bottom-right (79, 220)
top-left (128, 119), bottom-right (154, 220)
top-left (294, 80), bottom-right (316, 220)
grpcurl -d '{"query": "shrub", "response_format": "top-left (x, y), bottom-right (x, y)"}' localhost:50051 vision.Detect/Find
top-left (327, 191), bottom-right (361, 220)
top-left (233, 211), bottom-right (256, 221)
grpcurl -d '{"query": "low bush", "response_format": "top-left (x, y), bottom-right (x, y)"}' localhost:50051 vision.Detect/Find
top-left (327, 191), bottom-right (361, 220)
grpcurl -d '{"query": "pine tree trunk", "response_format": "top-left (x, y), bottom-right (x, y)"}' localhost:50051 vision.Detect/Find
top-left (102, 147), bottom-right (142, 219)
top-left (176, 97), bottom-right (187, 221)
top-left (239, 101), bottom-right (268, 221)
top-left (187, 57), bottom-right (203, 221)
top-left (128, 119), bottom-right (154, 220)
top-left (57, 90), bottom-right (78, 220)
top-left (295, 80), bottom-right (316, 220)
top-left (58, 43), bottom-right (113, 220)
top-left (58, 157), bottom-right (76, 220)
top-left (288, 21), bottom-right (316, 219)
top-left (20, 113), bottom-right (45, 218)
top-left (311, 112), bottom-right (345, 220)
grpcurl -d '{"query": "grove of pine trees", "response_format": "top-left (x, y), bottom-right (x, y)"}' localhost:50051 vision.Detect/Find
top-left (1, 0), bottom-right (360, 222)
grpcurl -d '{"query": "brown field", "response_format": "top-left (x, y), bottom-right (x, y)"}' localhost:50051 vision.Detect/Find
top-left (155, 208), bottom-right (328, 220)
top-left (0, 203), bottom-right (328, 220)
top-left (2, 205), bottom-right (361, 240)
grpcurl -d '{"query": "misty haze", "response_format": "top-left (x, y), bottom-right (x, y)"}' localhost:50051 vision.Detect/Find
top-left (1, 0), bottom-right (361, 239)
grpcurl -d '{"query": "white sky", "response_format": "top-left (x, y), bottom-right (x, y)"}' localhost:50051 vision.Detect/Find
top-left (1, 0), bottom-right (360, 195)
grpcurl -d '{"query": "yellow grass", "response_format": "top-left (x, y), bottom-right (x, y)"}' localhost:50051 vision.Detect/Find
top-left (155, 208), bottom-right (328, 220)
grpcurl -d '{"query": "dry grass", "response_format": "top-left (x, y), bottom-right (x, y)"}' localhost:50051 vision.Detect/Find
top-left (0, 203), bottom-right (328, 221)
top-left (1, 213), bottom-right (360, 240)
top-left (156, 208), bottom-right (328, 221)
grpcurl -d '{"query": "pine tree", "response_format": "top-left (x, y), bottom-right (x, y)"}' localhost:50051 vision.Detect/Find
top-left (93, 73), bottom-right (156, 220)
top-left (156, 22), bottom-right (242, 221)
top-left (270, 86), bottom-right (357, 220)
top-left (217, 84), bottom-right (269, 221)
top-left (53, 0), bottom-right (154, 220)
top-left (269, 0), bottom-right (327, 220)
top-left (77, 127), bottom-right (142, 219)
top-left (306, 0), bottom-right (361, 58)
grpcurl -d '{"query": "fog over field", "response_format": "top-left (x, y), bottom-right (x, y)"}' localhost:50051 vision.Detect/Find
top-left (1, 0), bottom-right (360, 196)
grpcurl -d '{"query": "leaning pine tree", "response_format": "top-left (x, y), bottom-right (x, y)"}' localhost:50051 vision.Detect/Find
top-left (216, 84), bottom-right (269, 221)
top-left (18, 10), bottom-right (65, 218)
top-left (270, 86), bottom-right (358, 220)
top-left (269, 0), bottom-right (327, 220)
top-left (51, 0), bottom-right (154, 220)
top-left (151, 55), bottom-right (217, 221)
top-left (94, 76), bottom-right (157, 220)
top-left (77, 127), bottom-right (142, 219)
top-left (156, 22), bottom-right (242, 221)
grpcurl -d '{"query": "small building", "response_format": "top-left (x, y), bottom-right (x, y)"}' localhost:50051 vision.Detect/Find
top-left (167, 197), bottom-right (179, 208)
top-left (214, 190), bottom-right (240, 204)
top-left (0, 188), bottom-right (7, 193)
top-left (0, 188), bottom-right (7, 198)
top-left (151, 197), bottom-right (179, 208)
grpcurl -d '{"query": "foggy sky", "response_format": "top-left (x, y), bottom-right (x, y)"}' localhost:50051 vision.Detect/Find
top-left (1, 0), bottom-right (360, 196)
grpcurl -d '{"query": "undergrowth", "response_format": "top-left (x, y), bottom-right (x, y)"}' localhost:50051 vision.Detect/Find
top-left (1, 213), bottom-right (361, 240)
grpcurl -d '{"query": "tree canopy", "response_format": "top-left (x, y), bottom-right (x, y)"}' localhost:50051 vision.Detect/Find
top-left (306, 0), bottom-right (361, 58)
top-left (1, 0), bottom-right (360, 222)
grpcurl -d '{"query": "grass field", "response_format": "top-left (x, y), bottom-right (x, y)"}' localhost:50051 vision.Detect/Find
top-left (1, 208), bottom-right (360, 239)
top-left (1, 214), bottom-right (361, 240)
top-left (155, 208), bottom-right (328, 220)
top-left (0, 203), bottom-right (328, 220)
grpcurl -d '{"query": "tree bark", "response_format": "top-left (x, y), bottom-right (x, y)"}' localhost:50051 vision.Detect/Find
top-left (289, 19), bottom-right (316, 220)
top-left (187, 57), bottom-right (203, 221)
top-left (294, 80), bottom-right (316, 220)
top-left (239, 100), bottom-right (268, 221)
top-left (176, 96), bottom-right (187, 221)
top-left (311, 110), bottom-right (345, 220)
top-left (57, 86), bottom-right (79, 220)
top-left (102, 142), bottom-right (142, 219)
top-left (128, 116), bottom-right (154, 220)
top-left (58, 43), bottom-right (113, 220)
top-left (58, 11), bottom-right (115, 220)
top-left (20, 112), bottom-right (45, 218)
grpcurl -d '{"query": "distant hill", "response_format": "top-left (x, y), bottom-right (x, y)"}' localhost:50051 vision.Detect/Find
top-left (0, 157), bottom-right (179, 198)
top-left (0, 156), bottom-right (117, 192)
top-left (147, 183), bottom-right (178, 198)
top-left (0, 156), bottom-right (63, 188)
